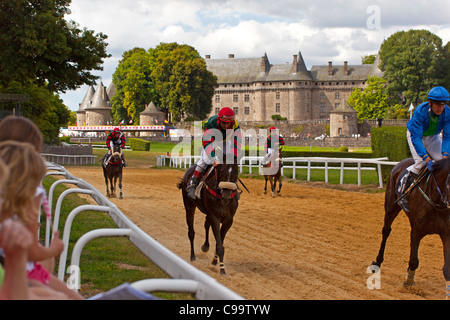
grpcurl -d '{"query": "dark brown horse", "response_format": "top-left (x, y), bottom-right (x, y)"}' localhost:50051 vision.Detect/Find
top-left (102, 144), bottom-right (123, 199)
top-left (177, 161), bottom-right (240, 275)
top-left (372, 157), bottom-right (450, 298)
top-left (262, 147), bottom-right (283, 197)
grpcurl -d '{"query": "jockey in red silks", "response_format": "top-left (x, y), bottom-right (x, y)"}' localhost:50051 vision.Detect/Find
top-left (187, 107), bottom-right (241, 199)
top-left (103, 127), bottom-right (127, 167)
top-left (262, 126), bottom-right (285, 166)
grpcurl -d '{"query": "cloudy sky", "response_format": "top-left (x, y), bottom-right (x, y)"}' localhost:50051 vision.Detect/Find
top-left (61, 0), bottom-right (450, 111)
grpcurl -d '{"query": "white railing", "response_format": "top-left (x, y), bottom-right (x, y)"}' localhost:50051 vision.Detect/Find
top-left (156, 155), bottom-right (399, 188)
top-left (44, 162), bottom-right (243, 300)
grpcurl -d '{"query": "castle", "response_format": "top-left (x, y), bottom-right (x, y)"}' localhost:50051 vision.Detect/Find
top-left (76, 51), bottom-right (382, 128)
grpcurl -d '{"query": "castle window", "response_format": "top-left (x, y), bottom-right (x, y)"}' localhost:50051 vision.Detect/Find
top-left (276, 103), bottom-right (281, 113)
top-left (320, 104), bottom-right (326, 113)
top-left (244, 107), bottom-right (250, 115)
top-left (233, 94), bottom-right (238, 102)
top-left (215, 95), bottom-right (221, 103)
top-left (233, 107), bottom-right (239, 115)
top-left (244, 94), bottom-right (250, 102)
top-left (276, 92), bottom-right (281, 100)
top-left (215, 108), bottom-right (220, 115)
top-left (335, 92), bottom-right (340, 100)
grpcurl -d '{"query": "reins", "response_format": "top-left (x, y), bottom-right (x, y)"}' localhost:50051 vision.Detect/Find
top-left (416, 172), bottom-right (450, 211)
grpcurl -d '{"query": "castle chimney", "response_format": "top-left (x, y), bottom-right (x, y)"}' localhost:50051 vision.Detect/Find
top-left (293, 54), bottom-right (298, 73)
top-left (205, 55), bottom-right (211, 59)
top-left (228, 54), bottom-right (234, 59)
top-left (328, 61), bottom-right (333, 76)
top-left (343, 61), bottom-right (349, 76)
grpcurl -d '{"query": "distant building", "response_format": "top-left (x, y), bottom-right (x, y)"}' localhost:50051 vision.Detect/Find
top-left (205, 52), bottom-right (383, 122)
top-left (76, 51), bottom-right (382, 125)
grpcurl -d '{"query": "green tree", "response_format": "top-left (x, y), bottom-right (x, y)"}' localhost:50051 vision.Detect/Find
top-left (0, 0), bottom-right (110, 92)
top-left (1, 81), bottom-right (70, 143)
top-left (362, 54), bottom-right (376, 64)
top-left (112, 43), bottom-right (218, 123)
top-left (149, 42), bottom-right (217, 121)
top-left (379, 29), bottom-right (446, 105)
top-left (348, 76), bottom-right (390, 120)
top-left (112, 48), bottom-right (157, 125)
top-left (443, 41), bottom-right (450, 91)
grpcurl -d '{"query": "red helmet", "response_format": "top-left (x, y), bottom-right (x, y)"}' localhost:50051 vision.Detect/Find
top-left (113, 127), bottom-right (121, 134)
top-left (269, 127), bottom-right (276, 132)
top-left (218, 107), bottom-right (235, 123)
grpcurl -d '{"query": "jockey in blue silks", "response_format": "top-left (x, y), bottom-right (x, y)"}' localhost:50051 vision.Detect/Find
top-left (398, 86), bottom-right (450, 211)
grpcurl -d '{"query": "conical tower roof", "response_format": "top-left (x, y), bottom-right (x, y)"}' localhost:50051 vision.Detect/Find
top-left (140, 101), bottom-right (164, 115)
top-left (86, 81), bottom-right (110, 110)
top-left (77, 85), bottom-right (95, 112)
top-left (332, 99), bottom-right (357, 113)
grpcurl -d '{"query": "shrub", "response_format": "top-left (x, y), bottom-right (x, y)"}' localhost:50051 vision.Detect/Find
top-left (339, 146), bottom-right (349, 152)
top-left (371, 126), bottom-right (411, 182)
top-left (129, 138), bottom-right (150, 151)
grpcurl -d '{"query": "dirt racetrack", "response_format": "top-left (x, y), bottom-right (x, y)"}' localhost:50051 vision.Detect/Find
top-left (66, 166), bottom-right (447, 300)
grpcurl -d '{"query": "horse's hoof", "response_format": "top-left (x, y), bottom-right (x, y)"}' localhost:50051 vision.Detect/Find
top-left (220, 269), bottom-right (226, 276)
top-left (190, 256), bottom-right (196, 262)
top-left (201, 244), bottom-right (209, 253)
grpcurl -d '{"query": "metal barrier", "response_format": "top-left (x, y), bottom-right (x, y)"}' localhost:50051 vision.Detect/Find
top-left (44, 162), bottom-right (243, 300)
top-left (156, 155), bottom-right (399, 188)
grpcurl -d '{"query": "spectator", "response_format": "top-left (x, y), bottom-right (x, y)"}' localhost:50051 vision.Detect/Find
top-left (0, 141), bottom-right (83, 299)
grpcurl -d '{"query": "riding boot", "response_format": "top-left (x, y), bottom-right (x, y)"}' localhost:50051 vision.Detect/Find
top-left (121, 154), bottom-right (127, 167)
top-left (187, 175), bottom-right (200, 200)
top-left (103, 153), bottom-right (110, 167)
top-left (398, 171), bottom-right (418, 212)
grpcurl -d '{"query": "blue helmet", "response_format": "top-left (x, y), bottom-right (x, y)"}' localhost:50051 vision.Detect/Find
top-left (427, 86), bottom-right (450, 101)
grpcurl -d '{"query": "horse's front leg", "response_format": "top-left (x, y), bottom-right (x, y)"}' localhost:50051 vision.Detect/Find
top-left (264, 177), bottom-right (268, 194)
top-left (104, 174), bottom-right (110, 197)
top-left (404, 229), bottom-right (424, 287)
top-left (185, 206), bottom-right (196, 262)
top-left (119, 173), bottom-right (123, 199)
top-left (210, 218), bottom-right (226, 275)
top-left (201, 216), bottom-right (211, 253)
top-left (270, 178), bottom-right (275, 197)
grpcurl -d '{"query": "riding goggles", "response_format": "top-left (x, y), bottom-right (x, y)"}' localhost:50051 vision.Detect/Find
top-left (220, 116), bottom-right (234, 123)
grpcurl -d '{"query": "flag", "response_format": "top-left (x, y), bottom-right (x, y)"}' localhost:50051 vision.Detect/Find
top-left (120, 119), bottom-right (125, 124)
top-left (164, 119), bottom-right (169, 124)
top-left (129, 119), bottom-right (133, 124)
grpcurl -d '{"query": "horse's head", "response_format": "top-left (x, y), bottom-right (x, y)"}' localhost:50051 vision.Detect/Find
top-left (110, 145), bottom-right (123, 165)
top-left (216, 163), bottom-right (239, 204)
top-left (431, 157), bottom-right (450, 208)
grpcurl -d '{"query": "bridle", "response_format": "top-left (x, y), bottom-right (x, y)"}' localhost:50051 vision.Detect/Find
top-left (416, 172), bottom-right (450, 211)
top-left (204, 165), bottom-right (240, 200)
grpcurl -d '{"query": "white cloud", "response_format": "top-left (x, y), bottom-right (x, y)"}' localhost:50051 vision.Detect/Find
top-left (61, 0), bottom-right (450, 111)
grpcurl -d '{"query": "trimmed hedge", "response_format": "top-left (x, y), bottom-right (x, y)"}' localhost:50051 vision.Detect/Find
top-left (371, 126), bottom-right (411, 182)
top-left (129, 138), bottom-right (150, 151)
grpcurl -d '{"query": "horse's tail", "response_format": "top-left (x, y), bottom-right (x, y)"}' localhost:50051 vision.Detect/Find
top-left (176, 179), bottom-right (183, 190)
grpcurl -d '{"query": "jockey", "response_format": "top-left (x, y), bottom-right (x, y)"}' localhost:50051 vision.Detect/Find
top-left (398, 86), bottom-right (450, 211)
top-left (104, 127), bottom-right (127, 167)
top-left (262, 127), bottom-right (285, 166)
top-left (187, 107), bottom-right (241, 199)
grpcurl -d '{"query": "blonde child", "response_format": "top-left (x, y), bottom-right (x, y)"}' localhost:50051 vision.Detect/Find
top-left (0, 141), bottom-right (83, 299)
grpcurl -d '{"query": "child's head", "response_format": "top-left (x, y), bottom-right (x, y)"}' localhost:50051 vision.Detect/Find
top-left (0, 159), bottom-right (8, 213)
top-left (0, 116), bottom-right (43, 152)
top-left (0, 141), bottom-right (46, 224)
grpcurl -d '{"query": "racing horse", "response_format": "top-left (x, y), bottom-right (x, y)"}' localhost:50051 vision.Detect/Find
top-left (102, 144), bottom-right (123, 199)
top-left (178, 159), bottom-right (240, 275)
top-left (371, 157), bottom-right (450, 298)
top-left (262, 147), bottom-right (283, 197)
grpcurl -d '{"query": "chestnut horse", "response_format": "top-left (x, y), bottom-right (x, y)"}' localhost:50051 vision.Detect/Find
top-left (262, 147), bottom-right (283, 197)
top-left (372, 158), bottom-right (450, 298)
top-left (102, 144), bottom-right (123, 199)
top-left (178, 161), bottom-right (240, 275)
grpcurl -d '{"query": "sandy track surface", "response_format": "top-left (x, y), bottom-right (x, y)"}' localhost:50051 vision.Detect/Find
top-left (65, 166), bottom-right (447, 300)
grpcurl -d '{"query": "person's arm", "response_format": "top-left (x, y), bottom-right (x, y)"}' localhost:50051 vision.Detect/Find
top-left (0, 220), bottom-right (33, 300)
